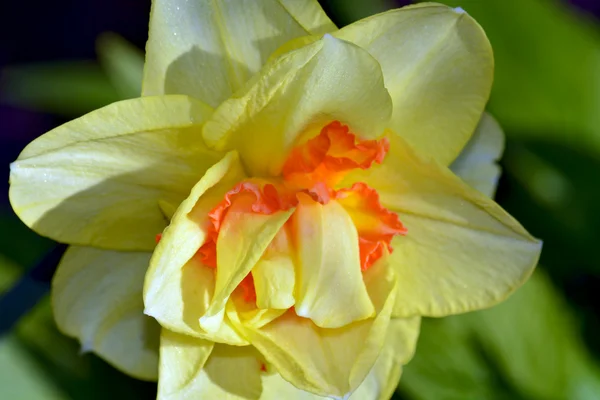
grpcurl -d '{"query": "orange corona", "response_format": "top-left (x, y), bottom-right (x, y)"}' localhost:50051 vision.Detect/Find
top-left (197, 121), bottom-right (406, 302)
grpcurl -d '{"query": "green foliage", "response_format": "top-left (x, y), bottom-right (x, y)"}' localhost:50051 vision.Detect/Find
top-left (96, 32), bottom-right (145, 99)
top-left (431, 0), bottom-right (600, 154)
top-left (400, 272), bottom-right (600, 400)
top-left (0, 61), bottom-right (121, 117)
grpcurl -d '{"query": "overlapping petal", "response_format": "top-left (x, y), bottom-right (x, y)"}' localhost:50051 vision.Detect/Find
top-left (9, 95), bottom-right (220, 250)
top-left (251, 227), bottom-right (296, 310)
top-left (52, 246), bottom-right (160, 380)
top-left (144, 151), bottom-right (248, 345)
top-left (201, 202), bottom-right (294, 331)
top-left (292, 193), bottom-right (375, 328)
top-left (346, 132), bottom-right (541, 318)
top-left (335, 3), bottom-right (494, 165)
top-left (350, 317), bottom-right (421, 400)
top-left (202, 34), bottom-right (393, 176)
top-left (231, 260), bottom-right (397, 398)
top-left (143, 0), bottom-right (336, 106)
top-left (158, 330), bottom-right (264, 400)
top-left (450, 112), bottom-right (505, 197)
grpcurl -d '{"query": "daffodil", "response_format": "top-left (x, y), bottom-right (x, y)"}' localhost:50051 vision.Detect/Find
top-left (9, 1), bottom-right (542, 399)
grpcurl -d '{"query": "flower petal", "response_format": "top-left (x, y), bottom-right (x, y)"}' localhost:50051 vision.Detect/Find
top-left (144, 151), bottom-right (248, 345)
top-left (158, 329), bottom-right (264, 400)
top-left (292, 193), bottom-right (375, 328)
top-left (157, 329), bottom-right (213, 399)
top-left (349, 132), bottom-right (542, 318)
top-left (260, 314), bottom-right (419, 400)
top-left (252, 226), bottom-right (296, 310)
top-left (350, 317), bottom-right (420, 400)
top-left (202, 34), bottom-right (393, 177)
top-left (335, 3), bottom-right (494, 165)
top-left (450, 112), bottom-right (505, 198)
top-left (233, 260), bottom-right (397, 398)
top-left (9, 95), bottom-right (220, 251)
top-left (143, 0), bottom-right (336, 106)
top-left (52, 246), bottom-right (159, 380)
top-left (201, 205), bottom-right (295, 331)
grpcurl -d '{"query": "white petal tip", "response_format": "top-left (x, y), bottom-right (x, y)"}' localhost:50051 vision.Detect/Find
top-left (198, 309), bottom-right (225, 333)
top-left (453, 6), bottom-right (467, 14)
top-left (79, 341), bottom-right (93, 354)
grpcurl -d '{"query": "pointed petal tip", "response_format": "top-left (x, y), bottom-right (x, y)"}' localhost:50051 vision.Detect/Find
top-left (79, 340), bottom-right (94, 354)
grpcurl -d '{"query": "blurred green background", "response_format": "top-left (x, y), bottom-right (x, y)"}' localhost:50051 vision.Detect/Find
top-left (1, 0), bottom-right (600, 399)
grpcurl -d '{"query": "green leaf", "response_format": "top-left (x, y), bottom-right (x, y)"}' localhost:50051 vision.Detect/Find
top-left (464, 271), bottom-right (600, 400)
top-left (96, 33), bottom-right (144, 99)
top-left (319, 0), bottom-right (392, 25)
top-left (0, 335), bottom-right (67, 400)
top-left (0, 61), bottom-right (121, 117)
top-left (0, 254), bottom-right (21, 294)
top-left (399, 315), bottom-right (500, 400)
top-left (400, 271), bottom-right (600, 400)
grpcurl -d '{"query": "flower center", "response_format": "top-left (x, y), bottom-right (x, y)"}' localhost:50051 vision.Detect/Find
top-left (198, 121), bottom-right (406, 302)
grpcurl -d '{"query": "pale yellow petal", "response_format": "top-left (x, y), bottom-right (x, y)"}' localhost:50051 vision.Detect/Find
top-left (9, 95), bottom-right (220, 251)
top-left (202, 34), bottom-right (393, 177)
top-left (348, 132), bottom-right (541, 318)
top-left (335, 3), bottom-right (494, 165)
top-left (232, 261), bottom-right (397, 398)
top-left (261, 373), bottom-right (323, 399)
top-left (252, 258), bottom-right (295, 310)
top-left (144, 152), bottom-right (248, 345)
top-left (158, 329), bottom-right (213, 399)
top-left (227, 295), bottom-right (287, 331)
top-left (450, 112), bottom-right (505, 197)
top-left (350, 317), bottom-right (421, 400)
top-left (143, 0), bottom-right (336, 106)
top-left (292, 194), bottom-right (374, 328)
top-left (201, 206), bottom-right (295, 331)
top-left (259, 316), bottom-right (421, 400)
top-left (52, 246), bottom-right (159, 381)
top-left (159, 329), bottom-right (264, 400)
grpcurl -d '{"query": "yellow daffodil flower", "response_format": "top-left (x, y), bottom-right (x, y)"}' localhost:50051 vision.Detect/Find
top-left (9, 1), bottom-right (542, 399)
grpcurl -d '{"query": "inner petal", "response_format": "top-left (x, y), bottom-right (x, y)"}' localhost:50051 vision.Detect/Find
top-left (198, 181), bottom-right (295, 332)
top-left (282, 121), bottom-right (389, 189)
top-left (335, 182), bottom-right (407, 270)
top-left (291, 193), bottom-right (375, 328)
top-left (252, 226), bottom-right (296, 310)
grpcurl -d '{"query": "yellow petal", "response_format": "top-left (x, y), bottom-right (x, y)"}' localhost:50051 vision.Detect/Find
top-left (259, 316), bottom-right (421, 400)
top-left (142, 0), bottom-right (336, 106)
top-left (348, 131), bottom-right (542, 318)
top-left (292, 193), bottom-right (374, 328)
top-left (350, 317), bottom-right (421, 400)
top-left (9, 95), bottom-right (220, 251)
top-left (144, 152), bottom-right (248, 345)
top-left (252, 226), bottom-right (296, 310)
top-left (158, 329), bottom-right (264, 400)
top-left (252, 259), bottom-right (295, 311)
top-left (201, 205), bottom-right (295, 331)
top-left (202, 34), bottom-right (393, 177)
top-left (52, 246), bottom-right (159, 380)
top-left (335, 3), bottom-right (494, 165)
top-left (157, 329), bottom-right (213, 399)
top-left (232, 260), bottom-right (397, 398)
top-left (450, 112), bottom-right (505, 198)
top-left (227, 294), bottom-right (287, 331)
top-left (261, 374), bottom-right (322, 399)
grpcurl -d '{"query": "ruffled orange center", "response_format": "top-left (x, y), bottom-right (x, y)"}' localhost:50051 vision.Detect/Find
top-left (198, 121), bottom-right (406, 301)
